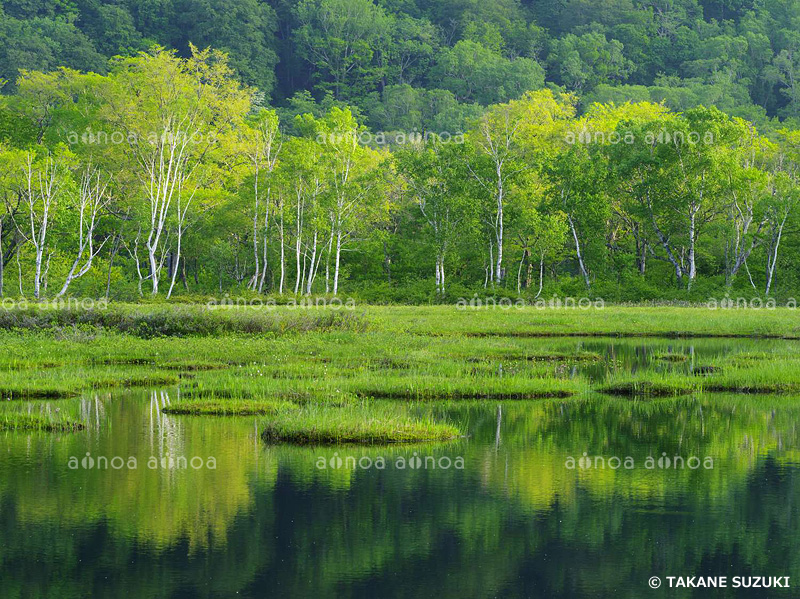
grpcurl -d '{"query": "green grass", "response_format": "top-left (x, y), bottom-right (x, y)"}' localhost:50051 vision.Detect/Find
top-left (369, 306), bottom-right (800, 338)
top-left (349, 374), bottom-right (580, 399)
top-left (2, 304), bottom-right (800, 339)
top-left (260, 403), bottom-right (461, 444)
top-left (0, 367), bottom-right (180, 399)
top-left (0, 304), bottom-right (366, 337)
top-left (163, 398), bottom-right (299, 415)
top-left (653, 352), bottom-right (689, 362)
top-left (699, 360), bottom-right (800, 393)
top-left (180, 363), bottom-right (583, 402)
top-left (0, 412), bottom-right (85, 432)
top-left (598, 380), bottom-right (694, 397)
top-left (598, 356), bottom-right (800, 396)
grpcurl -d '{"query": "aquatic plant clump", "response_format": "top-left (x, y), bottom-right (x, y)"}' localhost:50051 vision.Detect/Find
top-left (163, 399), bottom-right (299, 416)
top-left (597, 381), bottom-right (694, 398)
top-left (260, 405), bottom-right (461, 445)
top-left (0, 413), bottom-right (85, 432)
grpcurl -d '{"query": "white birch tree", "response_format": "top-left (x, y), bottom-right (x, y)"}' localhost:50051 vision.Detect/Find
top-left (56, 167), bottom-right (111, 297)
top-left (101, 46), bottom-right (251, 296)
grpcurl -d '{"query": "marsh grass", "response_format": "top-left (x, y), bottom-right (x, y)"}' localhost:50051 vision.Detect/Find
top-left (464, 351), bottom-right (601, 363)
top-left (699, 360), bottom-right (800, 392)
top-left (0, 412), bottom-right (85, 432)
top-left (599, 356), bottom-right (800, 396)
top-left (372, 306), bottom-right (800, 338)
top-left (0, 366), bottom-right (179, 399)
top-left (260, 402), bottom-right (461, 444)
top-left (654, 353), bottom-right (689, 362)
top-left (181, 364), bottom-right (583, 402)
top-left (0, 304), bottom-right (366, 337)
top-left (163, 398), bottom-right (299, 415)
top-left (1, 306), bottom-right (800, 440)
top-left (350, 375), bottom-right (580, 399)
top-left (158, 361), bottom-right (230, 371)
top-left (598, 380), bottom-right (694, 397)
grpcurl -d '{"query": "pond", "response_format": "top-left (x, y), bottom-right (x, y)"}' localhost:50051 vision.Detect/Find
top-left (2, 338), bottom-right (799, 598)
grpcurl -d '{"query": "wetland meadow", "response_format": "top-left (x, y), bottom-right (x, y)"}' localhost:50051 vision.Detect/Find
top-left (2, 304), bottom-right (800, 597)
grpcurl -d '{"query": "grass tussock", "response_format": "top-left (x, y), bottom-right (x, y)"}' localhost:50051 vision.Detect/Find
top-left (597, 380), bottom-right (694, 398)
top-left (0, 387), bottom-right (76, 399)
top-left (163, 398), bottom-right (298, 415)
top-left (0, 412), bottom-right (85, 432)
top-left (353, 375), bottom-right (579, 400)
top-left (702, 382), bottom-right (800, 393)
top-left (260, 403), bottom-right (461, 445)
top-left (0, 366), bottom-right (180, 399)
top-left (181, 367), bottom-right (583, 403)
top-left (599, 355), bottom-right (800, 396)
top-left (654, 353), bottom-right (689, 362)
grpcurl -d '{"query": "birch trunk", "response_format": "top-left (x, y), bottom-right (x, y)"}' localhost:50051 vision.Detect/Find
top-left (324, 223), bottom-right (334, 294)
top-left (258, 188), bottom-right (270, 293)
top-left (249, 164), bottom-right (260, 290)
top-left (439, 255), bottom-right (445, 294)
top-left (536, 251), bottom-right (544, 299)
top-left (23, 154), bottom-right (60, 299)
top-left (294, 187), bottom-right (304, 295)
top-left (56, 169), bottom-right (110, 298)
top-left (333, 228), bottom-right (342, 296)
top-left (494, 163), bottom-right (504, 284)
top-left (278, 207), bottom-right (285, 294)
top-left (687, 204), bottom-right (697, 290)
top-left (166, 182), bottom-right (196, 299)
top-left (306, 230), bottom-right (319, 295)
top-left (567, 214), bottom-right (591, 290)
top-left (765, 212), bottom-right (789, 296)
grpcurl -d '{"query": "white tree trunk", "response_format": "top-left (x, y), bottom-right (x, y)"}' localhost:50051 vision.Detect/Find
top-left (306, 230), bottom-right (320, 295)
top-left (294, 191), bottom-right (304, 295)
top-left (23, 154), bottom-right (60, 299)
top-left (279, 209), bottom-right (285, 294)
top-left (567, 214), bottom-right (591, 290)
top-left (56, 170), bottom-right (110, 298)
top-left (765, 212), bottom-right (789, 296)
top-left (333, 228), bottom-right (342, 296)
top-left (687, 204), bottom-right (697, 290)
top-left (536, 251), bottom-right (544, 299)
top-left (249, 165), bottom-right (260, 290)
top-left (324, 223), bottom-right (334, 294)
top-left (258, 188), bottom-right (270, 293)
top-left (495, 164), bottom-right (504, 284)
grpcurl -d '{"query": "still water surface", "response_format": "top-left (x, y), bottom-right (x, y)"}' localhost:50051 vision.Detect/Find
top-left (2, 338), bottom-right (799, 598)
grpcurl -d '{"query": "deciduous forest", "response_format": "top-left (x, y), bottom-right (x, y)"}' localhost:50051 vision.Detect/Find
top-left (1, 0), bottom-right (800, 301)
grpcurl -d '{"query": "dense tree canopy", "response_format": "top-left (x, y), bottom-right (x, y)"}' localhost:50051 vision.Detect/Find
top-left (2, 0), bottom-right (800, 130)
top-left (1, 4), bottom-right (800, 302)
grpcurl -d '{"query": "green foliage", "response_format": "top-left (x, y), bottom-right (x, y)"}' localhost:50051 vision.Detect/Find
top-left (1, 0), bottom-right (800, 124)
top-left (294, 0), bottom-right (392, 100)
top-left (431, 40), bottom-right (545, 104)
top-left (1, 42), bottom-right (800, 302)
